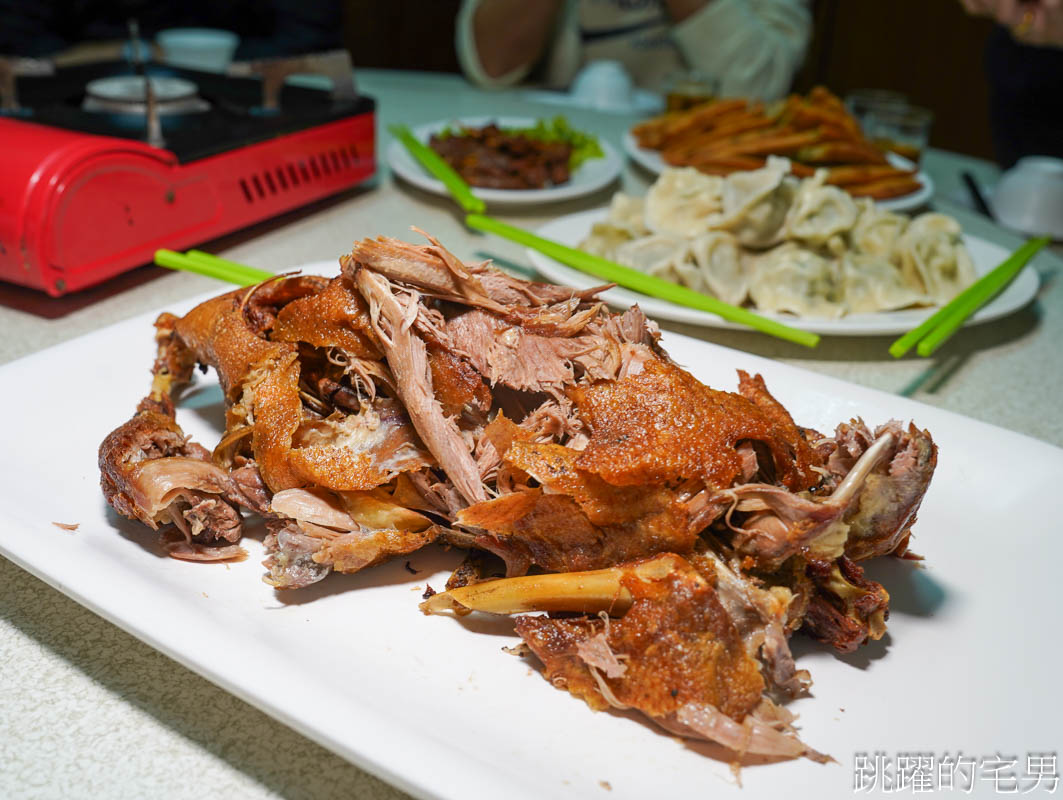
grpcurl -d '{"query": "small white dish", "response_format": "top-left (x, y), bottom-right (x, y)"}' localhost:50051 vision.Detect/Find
top-left (570, 60), bottom-right (634, 112)
top-left (622, 131), bottom-right (935, 213)
top-left (156, 28), bottom-right (239, 73)
top-left (526, 207), bottom-right (1039, 336)
top-left (387, 116), bottom-right (623, 206)
top-left (992, 156), bottom-right (1063, 240)
top-left (522, 57), bottom-right (663, 115)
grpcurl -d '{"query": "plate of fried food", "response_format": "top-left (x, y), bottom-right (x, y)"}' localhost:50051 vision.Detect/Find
top-left (527, 159), bottom-right (1037, 335)
top-left (624, 87), bottom-right (934, 212)
top-left (0, 229), bottom-right (1058, 798)
top-left (387, 116), bottom-right (623, 205)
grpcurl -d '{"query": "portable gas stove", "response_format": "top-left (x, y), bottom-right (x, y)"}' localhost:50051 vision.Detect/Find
top-left (0, 50), bottom-right (375, 296)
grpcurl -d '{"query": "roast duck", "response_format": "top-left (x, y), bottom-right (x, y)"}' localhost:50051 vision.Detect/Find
top-left (100, 230), bottom-right (937, 763)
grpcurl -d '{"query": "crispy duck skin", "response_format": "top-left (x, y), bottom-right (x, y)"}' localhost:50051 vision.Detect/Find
top-left (571, 359), bottom-right (820, 493)
top-left (100, 272), bottom-right (439, 569)
top-left (513, 554), bottom-right (827, 762)
top-left (458, 417), bottom-right (693, 575)
top-left (514, 555), bottom-right (764, 715)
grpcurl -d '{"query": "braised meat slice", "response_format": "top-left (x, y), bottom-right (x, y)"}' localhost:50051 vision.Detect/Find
top-left (428, 123), bottom-right (572, 190)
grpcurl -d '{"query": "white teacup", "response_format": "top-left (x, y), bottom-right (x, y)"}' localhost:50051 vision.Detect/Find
top-left (156, 28), bottom-right (240, 73)
top-left (570, 60), bottom-right (634, 112)
top-left (992, 156), bottom-right (1063, 240)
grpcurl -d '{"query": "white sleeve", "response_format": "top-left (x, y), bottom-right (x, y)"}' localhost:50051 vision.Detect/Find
top-left (455, 0), bottom-right (536, 89)
top-left (671, 0), bottom-right (812, 101)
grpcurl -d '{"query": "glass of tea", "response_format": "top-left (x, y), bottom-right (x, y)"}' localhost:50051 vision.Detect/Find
top-left (664, 71), bottom-right (718, 112)
top-left (845, 89), bottom-right (908, 124)
top-left (864, 105), bottom-right (934, 165)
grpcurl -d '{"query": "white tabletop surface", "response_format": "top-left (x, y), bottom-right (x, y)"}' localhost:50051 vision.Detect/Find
top-left (2, 69), bottom-right (1062, 800)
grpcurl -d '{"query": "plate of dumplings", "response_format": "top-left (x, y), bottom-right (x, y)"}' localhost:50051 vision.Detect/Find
top-left (527, 158), bottom-right (1039, 336)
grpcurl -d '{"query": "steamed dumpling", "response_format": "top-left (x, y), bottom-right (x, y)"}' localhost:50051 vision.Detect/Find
top-left (613, 234), bottom-right (692, 281)
top-left (690, 232), bottom-right (747, 306)
top-left (748, 243), bottom-right (846, 318)
top-left (785, 170), bottom-right (858, 247)
top-left (712, 156), bottom-right (797, 249)
top-left (893, 213), bottom-right (977, 305)
top-left (851, 199), bottom-right (908, 258)
top-left (607, 193), bottom-right (650, 236)
top-left (580, 222), bottom-right (634, 260)
top-left (644, 168), bottom-right (724, 237)
top-left (841, 254), bottom-right (927, 313)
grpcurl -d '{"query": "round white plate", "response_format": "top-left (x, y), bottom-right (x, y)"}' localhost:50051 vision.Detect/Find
top-left (621, 130), bottom-right (935, 213)
top-left (387, 117), bottom-right (622, 206)
top-left (525, 208), bottom-right (1040, 337)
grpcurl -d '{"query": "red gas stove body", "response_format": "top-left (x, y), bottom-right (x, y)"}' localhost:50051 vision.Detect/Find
top-left (0, 59), bottom-right (375, 296)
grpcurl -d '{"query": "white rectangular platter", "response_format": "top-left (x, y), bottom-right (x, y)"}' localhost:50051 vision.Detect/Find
top-left (1, 290), bottom-right (1059, 800)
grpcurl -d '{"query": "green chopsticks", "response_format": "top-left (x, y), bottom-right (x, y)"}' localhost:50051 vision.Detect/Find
top-left (155, 249), bottom-right (273, 285)
top-left (465, 213), bottom-right (820, 348)
top-left (888, 236), bottom-right (1048, 358)
top-left (388, 124), bottom-right (486, 214)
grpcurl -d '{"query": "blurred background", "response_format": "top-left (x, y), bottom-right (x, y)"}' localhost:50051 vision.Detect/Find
top-left (0, 0), bottom-right (1009, 161)
top-left (348, 0), bottom-right (1001, 161)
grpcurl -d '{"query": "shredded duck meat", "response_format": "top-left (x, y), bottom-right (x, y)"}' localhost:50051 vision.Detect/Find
top-left (98, 228), bottom-right (939, 766)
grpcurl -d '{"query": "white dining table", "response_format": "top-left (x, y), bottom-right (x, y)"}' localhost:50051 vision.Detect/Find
top-left (1, 68), bottom-right (1061, 800)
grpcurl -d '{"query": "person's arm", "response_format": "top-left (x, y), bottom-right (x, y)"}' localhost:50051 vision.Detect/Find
top-left (455, 0), bottom-right (563, 89)
top-left (670, 0), bottom-right (812, 101)
top-left (664, 0), bottom-right (716, 23)
top-left (962, 0), bottom-right (1063, 47)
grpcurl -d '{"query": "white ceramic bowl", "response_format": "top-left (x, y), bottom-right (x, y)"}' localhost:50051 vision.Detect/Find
top-left (570, 60), bottom-right (634, 112)
top-left (156, 28), bottom-right (239, 73)
top-left (992, 156), bottom-right (1063, 240)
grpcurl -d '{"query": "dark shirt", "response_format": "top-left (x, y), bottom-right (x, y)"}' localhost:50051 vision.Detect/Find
top-left (986, 24), bottom-right (1063, 168)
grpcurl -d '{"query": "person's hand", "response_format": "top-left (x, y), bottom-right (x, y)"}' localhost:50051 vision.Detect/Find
top-left (961, 0), bottom-right (1063, 47)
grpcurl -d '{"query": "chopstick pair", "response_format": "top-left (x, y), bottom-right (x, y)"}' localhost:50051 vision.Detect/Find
top-left (465, 214), bottom-right (820, 348)
top-left (888, 236), bottom-right (1048, 358)
top-left (160, 226), bottom-right (820, 348)
top-left (155, 249), bottom-right (273, 285)
top-left (390, 126), bottom-right (819, 348)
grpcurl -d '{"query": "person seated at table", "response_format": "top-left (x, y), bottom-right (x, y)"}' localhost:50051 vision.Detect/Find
top-left (961, 0), bottom-right (1063, 166)
top-left (456, 0), bottom-right (811, 101)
